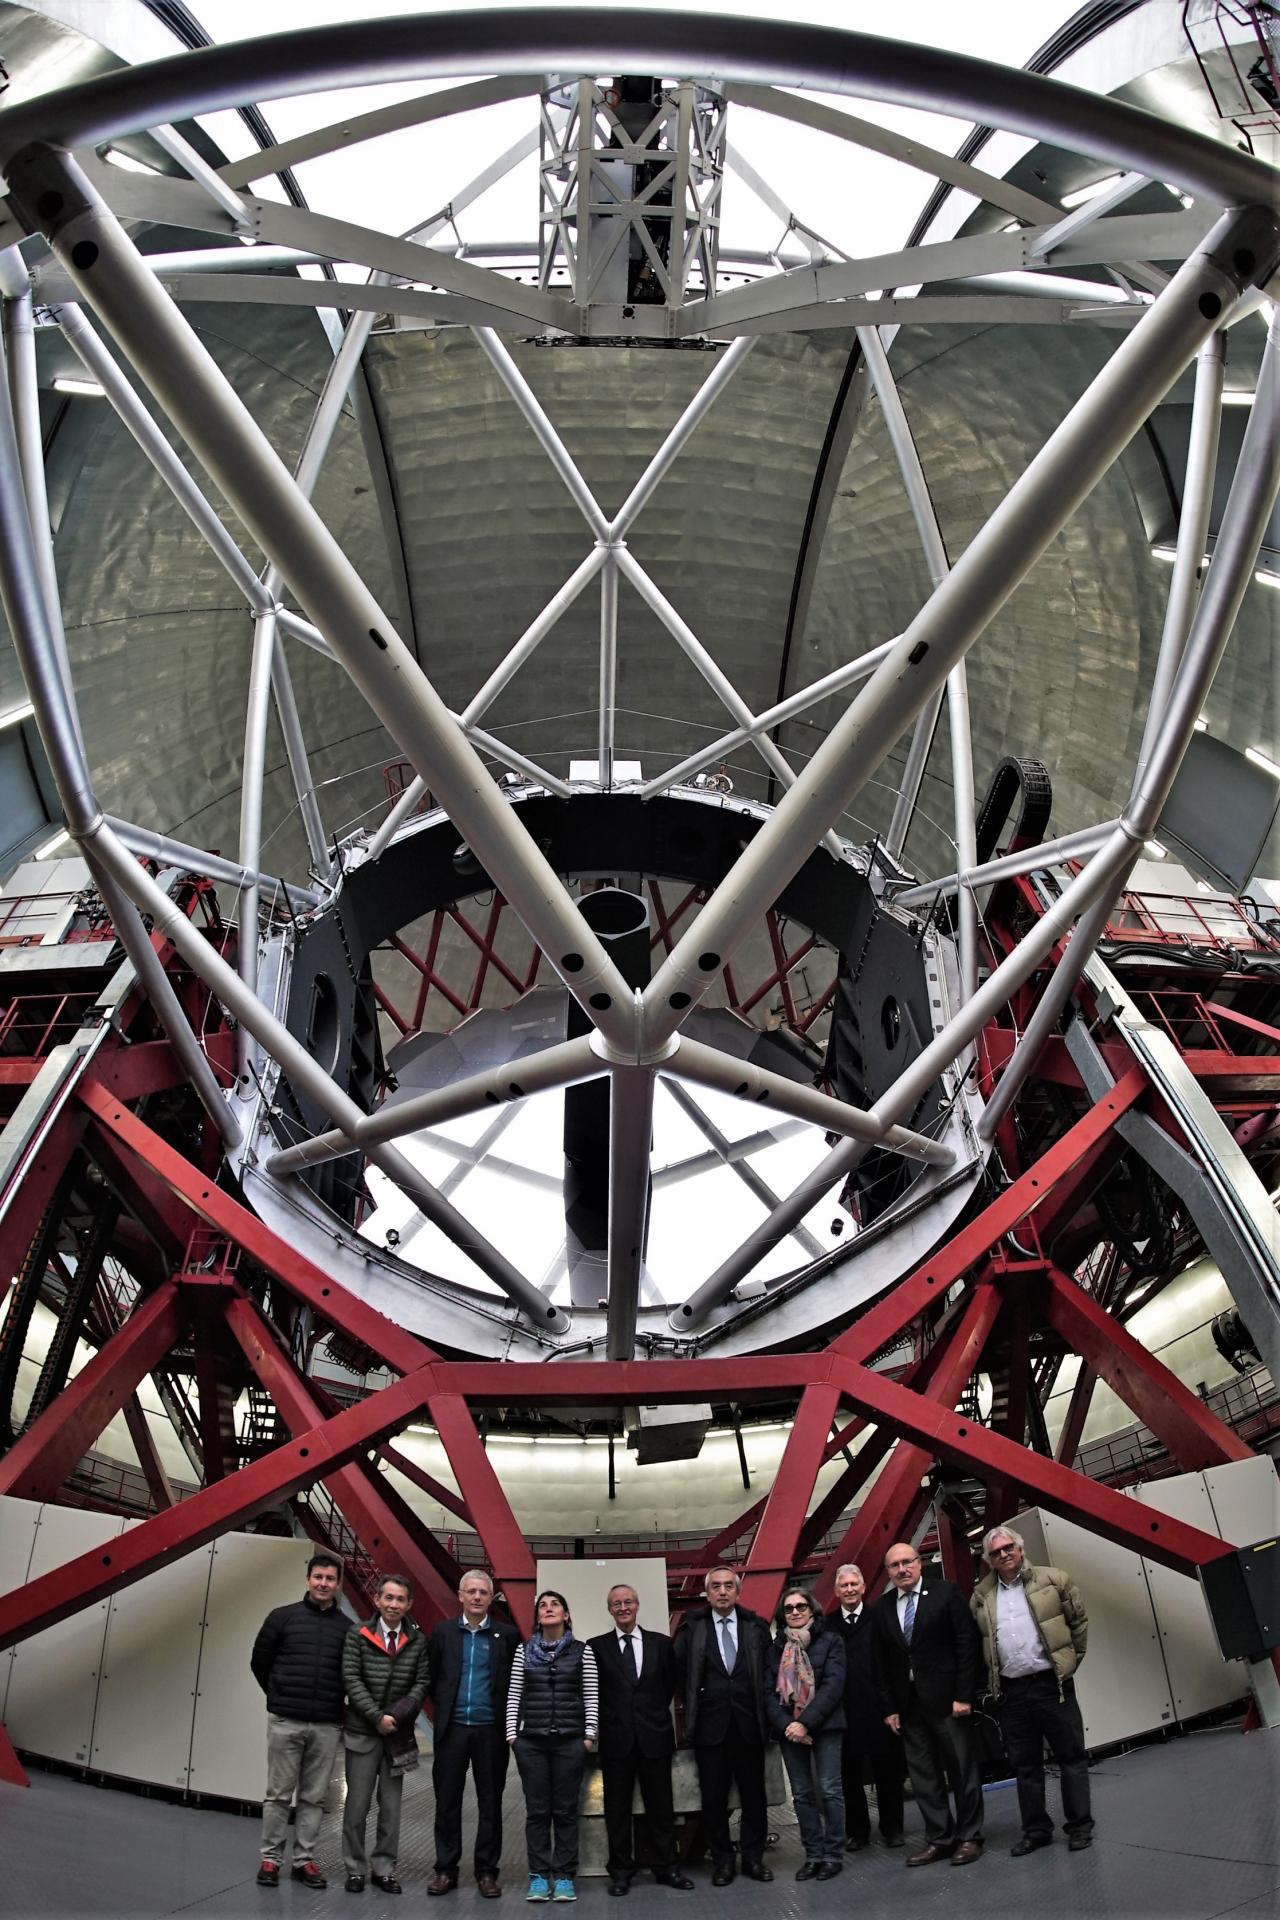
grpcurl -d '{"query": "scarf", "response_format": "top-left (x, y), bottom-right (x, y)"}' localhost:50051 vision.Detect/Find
top-left (775, 1624), bottom-right (816, 1715)
top-left (526, 1628), bottom-right (575, 1669)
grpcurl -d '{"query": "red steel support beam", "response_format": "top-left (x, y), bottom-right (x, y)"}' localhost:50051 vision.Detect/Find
top-left (830, 1070), bottom-right (1146, 1365)
top-left (428, 1393), bottom-right (537, 1634)
top-left (0, 1721), bottom-right (28, 1788)
top-left (0, 1355), bottom-right (442, 1652)
top-left (795, 1427), bottom-right (896, 1566)
top-left (79, 1084), bottom-right (437, 1376)
top-left (1042, 1265), bottom-right (1253, 1470)
top-left (0, 1281), bottom-right (186, 1502)
top-left (833, 1356), bottom-right (1234, 1577)
top-left (0, 1104), bottom-right (88, 1306)
top-left (225, 1296), bottom-right (461, 1623)
top-left (814, 1286), bottom-right (1002, 1605)
top-left (1054, 1363), bottom-right (1099, 1467)
top-left (739, 1381), bottom-right (843, 1615)
top-left (122, 1390), bottom-right (175, 1510)
top-left (378, 1441), bottom-right (474, 1527)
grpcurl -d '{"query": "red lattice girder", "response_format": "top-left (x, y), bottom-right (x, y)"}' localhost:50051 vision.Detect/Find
top-left (428, 1392), bottom-right (537, 1631)
top-left (830, 1068), bottom-right (1146, 1364)
top-left (738, 1381), bottom-right (843, 1614)
top-left (80, 1081), bottom-right (435, 1375)
top-left (226, 1296), bottom-right (462, 1622)
top-left (0, 1103), bottom-right (88, 1311)
top-left (813, 1286), bottom-right (1002, 1606)
top-left (0, 1280), bottom-right (188, 1503)
top-left (1042, 1264), bottom-right (1253, 1469)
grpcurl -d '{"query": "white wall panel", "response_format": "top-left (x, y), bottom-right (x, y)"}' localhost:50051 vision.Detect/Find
top-left (1014, 1506), bottom-right (1174, 1746)
top-left (534, 1557), bottom-right (670, 1643)
top-left (1201, 1454), bottom-right (1280, 1546)
top-left (3, 1505), bottom-right (125, 1765)
top-left (90, 1536), bottom-right (214, 1789)
top-left (1132, 1476), bottom-right (1247, 1721)
top-left (187, 1534), bottom-right (319, 1802)
top-left (0, 1495), bottom-right (40, 1723)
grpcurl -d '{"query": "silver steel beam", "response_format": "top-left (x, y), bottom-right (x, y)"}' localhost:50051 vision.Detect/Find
top-left (7, 16), bottom-right (1276, 216)
top-left (615, 546), bottom-right (846, 859)
top-left (87, 821), bottom-right (568, 1333)
top-left (464, 546), bottom-right (609, 728)
top-left (662, 1079), bottom-right (822, 1258)
top-left (264, 1035), bottom-right (603, 1175)
top-left (980, 302), bottom-right (1280, 1142)
top-left (0, 340), bottom-right (237, 1150)
top-left (637, 636), bottom-right (901, 801)
top-left (669, 1036), bottom-right (953, 1165)
top-left (608, 336), bottom-right (756, 539)
top-left (638, 208), bottom-right (1276, 1055)
top-left (892, 820), bottom-right (1119, 908)
top-left (236, 608), bottom-right (277, 1071)
top-left (15, 148), bottom-right (637, 1053)
top-left (106, 815), bottom-right (323, 908)
top-left (473, 327), bottom-right (610, 539)
top-left (606, 1064), bottom-right (655, 1359)
top-left (1136, 332), bottom-right (1225, 783)
top-left (598, 554), bottom-right (619, 788)
top-left (151, 121), bottom-right (253, 230)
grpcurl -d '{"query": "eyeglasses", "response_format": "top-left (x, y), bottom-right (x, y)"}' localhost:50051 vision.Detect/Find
top-left (783, 1602), bottom-right (811, 1614)
top-left (990, 1544), bottom-right (1020, 1557)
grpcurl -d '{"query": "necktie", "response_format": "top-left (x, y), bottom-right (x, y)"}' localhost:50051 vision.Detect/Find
top-left (719, 1616), bottom-right (736, 1671)
top-left (622, 1633), bottom-right (638, 1680)
top-left (902, 1592), bottom-right (917, 1643)
top-left (385, 1628), bottom-right (396, 1655)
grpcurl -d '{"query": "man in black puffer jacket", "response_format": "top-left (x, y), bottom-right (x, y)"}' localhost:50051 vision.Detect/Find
top-left (250, 1551), bottom-right (351, 1889)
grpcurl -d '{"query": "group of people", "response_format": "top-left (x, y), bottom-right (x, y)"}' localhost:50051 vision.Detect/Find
top-left (249, 1522), bottom-right (1093, 1901)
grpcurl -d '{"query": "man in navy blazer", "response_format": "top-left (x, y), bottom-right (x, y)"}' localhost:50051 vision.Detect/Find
top-left (869, 1543), bottom-right (984, 1868)
top-left (589, 1585), bottom-right (694, 1898)
top-left (426, 1569), bottom-right (522, 1899)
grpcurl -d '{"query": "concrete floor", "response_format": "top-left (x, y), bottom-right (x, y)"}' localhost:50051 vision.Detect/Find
top-left (1, 1724), bottom-right (1277, 1920)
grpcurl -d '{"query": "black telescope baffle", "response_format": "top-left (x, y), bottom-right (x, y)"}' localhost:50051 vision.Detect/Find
top-left (563, 888), bottom-right (652, 1309)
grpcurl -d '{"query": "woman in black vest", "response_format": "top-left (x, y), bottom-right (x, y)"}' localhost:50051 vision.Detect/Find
top-left (506, 1590), bottom-right (599, 1903)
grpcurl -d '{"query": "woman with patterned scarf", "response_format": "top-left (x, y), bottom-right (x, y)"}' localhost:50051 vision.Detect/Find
top-left (766, 1586), bottom-right (848, 1881)
top-left (506, 1590), bottom-right (599, 1903)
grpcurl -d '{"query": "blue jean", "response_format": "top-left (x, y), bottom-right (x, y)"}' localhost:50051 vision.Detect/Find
top-left (781, 1728), bottom-right (846, 1863)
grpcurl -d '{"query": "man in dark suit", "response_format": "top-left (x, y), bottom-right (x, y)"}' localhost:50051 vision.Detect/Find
top-left (870, 1542), bottom-right (984, 1868)
top-left (673, 1566), bottom-right (774, 1888)
top-left (589, 1585), bottom-right (695, 1898)
top-left (426, 1569), bottom-right (522, 1899)
top-left (830, 1561), bottom-right (905, 1850)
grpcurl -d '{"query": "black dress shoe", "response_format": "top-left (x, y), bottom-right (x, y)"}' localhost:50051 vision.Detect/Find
top-left (1011, 1835), bottom-right (1053, 1857)
top-left (740, 1862), bottom-right (773, 1883)
top-left (795, 1863), bottom-right (818, 1882)
top-left (711, 1864), bottom-right (735, 1888)
top-left (370, 1875), bottom-right (402, 1895)
top-left (345, 1875), bottom-right (365, 1893)
top-left (880, 1833), bottom-right (905, 1848)
top-left (845, 1838), bottom-right (868, 1853)
top-left (815, 1862), bottom-right (842, 1881)
top-left (653, 1871), bottom-right (694, 1890)
top-left (1068, 1833), bottom-right (1093, 1853)
top-left (607, 1879), bottom-right (630, 1897)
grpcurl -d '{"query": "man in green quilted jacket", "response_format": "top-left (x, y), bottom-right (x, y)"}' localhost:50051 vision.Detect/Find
top-left (342, 1574), bottom-right (432, 1894)
top-left (970, 1527), bottom-right (1093, 1858)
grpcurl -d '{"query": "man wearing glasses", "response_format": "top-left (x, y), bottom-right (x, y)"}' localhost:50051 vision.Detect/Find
top-left (869, 1543), bottom-right (984, 1868)
top-left (970, 1526), bottom-right (1092, 1856)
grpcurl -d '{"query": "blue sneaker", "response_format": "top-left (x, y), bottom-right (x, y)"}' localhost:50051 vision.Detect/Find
top-left (552, 1881), bottom-right (577, 1902)
top-left (526, 1877), bottom-right (551, 1903)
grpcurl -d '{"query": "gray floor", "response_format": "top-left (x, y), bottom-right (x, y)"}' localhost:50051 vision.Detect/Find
top-left (1, 1727), bottom-right (1277, 1920)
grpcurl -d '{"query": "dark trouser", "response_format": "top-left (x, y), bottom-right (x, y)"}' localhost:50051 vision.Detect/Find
top-left (514, 1734), bottom-right (587, 1879)
top-left (432, 1720), bottom-right (510, 1878)
top-left (600, 1747), bottom-right (678, 1878)
top-left (780, 1728), bottom-right (846, 1864)
top-left (693, 1735), bottom-right (768, 1868)
top-left (342, 1740), bottom-right (404, 1878)
top-left (999, 1672), bottom-right (1093, 1840)
top-left (900, 1703), bottom-right (984, 1848)
top-left (841, 1735), bottom-right (906, 1843)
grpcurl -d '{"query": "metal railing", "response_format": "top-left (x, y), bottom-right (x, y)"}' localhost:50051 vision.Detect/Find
top-left (1073, 1365), bottom-right (1278, 1486)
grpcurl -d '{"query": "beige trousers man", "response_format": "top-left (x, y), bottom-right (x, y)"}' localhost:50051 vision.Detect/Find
top-left (260, 1714), bottom-right (343, 1865)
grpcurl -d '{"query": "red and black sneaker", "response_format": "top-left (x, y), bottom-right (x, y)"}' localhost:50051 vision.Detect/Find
top-left (256, 1861), bottom-right (281, 1888)
top-left (291, 1862), bottom-right (329, 1889)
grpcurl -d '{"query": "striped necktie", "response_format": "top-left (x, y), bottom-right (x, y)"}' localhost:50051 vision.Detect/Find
top-left (719, 1616), bottom-right (737, 1671)
top-left (902, 1592), bottom-right (917, 1643)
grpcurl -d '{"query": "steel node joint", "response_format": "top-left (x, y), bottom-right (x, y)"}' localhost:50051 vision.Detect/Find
top-left (587, 1028), bottom-right (680, 1070)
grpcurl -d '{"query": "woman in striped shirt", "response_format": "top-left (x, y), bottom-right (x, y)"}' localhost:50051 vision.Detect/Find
top-left (506, 1590), bottom-right (599, 1903)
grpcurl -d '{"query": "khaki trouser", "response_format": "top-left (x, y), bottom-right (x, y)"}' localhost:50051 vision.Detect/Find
top-left (260, 1715), bottom-right (342, 1865)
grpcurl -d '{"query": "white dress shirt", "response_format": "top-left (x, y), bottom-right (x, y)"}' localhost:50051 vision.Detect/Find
top-left (841, 1602), bottom-right (864, 1626)
top-left (895, 1581), bottom-right (924, 1634)
top-left (996, 1576), bottom-right (1052, 1678)
top-left (616, 1629), bottom-right (643, 1678)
